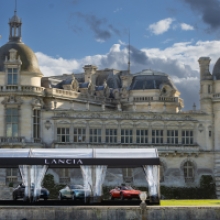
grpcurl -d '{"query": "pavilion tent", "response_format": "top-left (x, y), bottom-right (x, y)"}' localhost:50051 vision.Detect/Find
top-left (0, 148), bottom-right (160, 201)
top-left (94, 148), bottom-right (160, 199)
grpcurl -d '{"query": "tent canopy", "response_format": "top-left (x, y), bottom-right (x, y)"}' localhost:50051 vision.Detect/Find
top-left (0, 148), bottom-right (160, 166)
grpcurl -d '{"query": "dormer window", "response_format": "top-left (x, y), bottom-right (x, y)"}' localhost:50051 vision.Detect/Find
top-left (7, 67), bottom-right (18, 85)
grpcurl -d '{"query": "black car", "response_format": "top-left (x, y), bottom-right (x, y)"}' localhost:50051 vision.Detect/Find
top-left (12, 183), bottom-right (49, 201)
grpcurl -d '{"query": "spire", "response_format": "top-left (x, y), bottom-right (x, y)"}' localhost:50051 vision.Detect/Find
top-left (128, 29), bottom-right (131, 74)
top-left (9, 1), bottom-right (22, 42)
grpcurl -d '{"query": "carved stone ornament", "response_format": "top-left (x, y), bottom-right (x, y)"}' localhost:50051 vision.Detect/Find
top-left (44, 120), bottom-right (52, 130)
top-left (198, 124), bottom-right (204, 133)
top-left (57, 112), bottom-right (69, 118)
top-left (31, 98), bottom-right (43, 108)
top-left (2, 95), bottom-right (23, 107)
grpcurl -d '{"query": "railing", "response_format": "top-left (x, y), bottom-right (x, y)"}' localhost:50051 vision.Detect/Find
top-left (46, 88), bottom-right (116, 104)
top-left (0, 137), bottom-right (24, 143)
top-left (213, 93), bottom-right (220, 98)
top-left (133, 96), bottom-right (178, 102)
top-left (33, 138), bottom-right (42, 143)
top-left (0, 85), bottom-right (44, 95)
top-left (45, 88), bottom-right (78, 98)
top-left (54, 142), bottom-right (199, 152)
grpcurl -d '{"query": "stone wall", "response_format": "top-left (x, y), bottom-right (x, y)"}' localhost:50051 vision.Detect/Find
top-left (0, 206), bottom-right (220, 220)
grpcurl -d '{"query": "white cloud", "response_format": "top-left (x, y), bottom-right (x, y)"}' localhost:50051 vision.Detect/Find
top-left (113, 8), bottom-right (122, 13)
top-left (35, 40), bottom-right (220, 110)
top-left (180, 23), bottom-right (194, 31)
top-left (148, 18), bottom-right (174, 35)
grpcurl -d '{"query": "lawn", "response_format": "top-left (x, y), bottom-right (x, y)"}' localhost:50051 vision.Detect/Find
top-left (160, 200), bottom-right (220, 206)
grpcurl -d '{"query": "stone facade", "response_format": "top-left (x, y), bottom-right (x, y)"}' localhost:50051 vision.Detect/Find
top-left (0, 11), bottom-right (220, 197)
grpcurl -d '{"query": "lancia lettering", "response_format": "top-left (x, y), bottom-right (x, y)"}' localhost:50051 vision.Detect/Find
top-left (44, 159), bottom-right (83, 165)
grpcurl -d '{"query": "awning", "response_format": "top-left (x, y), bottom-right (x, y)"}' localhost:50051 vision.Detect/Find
top-left (0, 148), bottom-right (160, 166)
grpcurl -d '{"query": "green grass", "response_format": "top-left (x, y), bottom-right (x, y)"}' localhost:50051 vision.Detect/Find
top-left (161, 200), bottom-right (220, 206)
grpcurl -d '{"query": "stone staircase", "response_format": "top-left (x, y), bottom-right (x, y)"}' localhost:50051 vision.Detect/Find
top-left (214, 153), bottom-right (220, 198)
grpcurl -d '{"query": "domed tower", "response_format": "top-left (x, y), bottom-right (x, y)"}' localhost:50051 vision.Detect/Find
top-left (198, 57), bottom-right (213, 113)
top-left (0, 10), bottom-right (43, 87)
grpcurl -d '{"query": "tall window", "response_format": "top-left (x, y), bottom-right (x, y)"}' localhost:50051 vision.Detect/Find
top-left (183, 161), bottom-right (194, 183)
top-left (167, 130), bottom-right (178, 144)
top-left (33, 110), bottom-right (40, 139)
top-left (106, 129), bottom-right (117, 143)
top-left (136, 129), bottom-right (148, 144)
top-left (6, 168), bottom-right (18, 183)
top-left (74, 128), bottom-right (86, 142)
top-left (89, 128), bottom-right (101, 143)
top-left (57, 128), bottom-right (70, 143)
top-left (6, 108), bottom-right (19, 137)
top-left (7, 68), bottom-right (18, 85)
top-left (152, 130), bottom-right (163, 144)
top-left (182, 130), bottom-right (193, 144)
top-left (121, 129), bottom-right (133, 143)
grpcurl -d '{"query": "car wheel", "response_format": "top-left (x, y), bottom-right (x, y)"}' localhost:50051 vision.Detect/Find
top-left (109, 194), bottom-right (114, 200)
top-left (58, 193), bottom-right (63, 200)
top-left (120, 193), bottom-right (124, 200)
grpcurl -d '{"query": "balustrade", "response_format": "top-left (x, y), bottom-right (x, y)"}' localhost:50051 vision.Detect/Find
top-left (133, 96), bottom-right (178, 102)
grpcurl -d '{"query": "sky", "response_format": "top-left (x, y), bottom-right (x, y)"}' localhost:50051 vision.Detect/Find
top-left (1, 0), bottom-right (220, 110)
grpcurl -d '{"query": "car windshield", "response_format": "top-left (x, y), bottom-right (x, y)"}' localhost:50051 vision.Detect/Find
top-left (70, 185), bottom-right (84, 189)
top-left (121, 186), bottom-right (133, 190)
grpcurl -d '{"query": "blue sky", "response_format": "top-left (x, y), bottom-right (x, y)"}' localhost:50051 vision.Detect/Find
top-left (1, 0), bottom-right (220, 109)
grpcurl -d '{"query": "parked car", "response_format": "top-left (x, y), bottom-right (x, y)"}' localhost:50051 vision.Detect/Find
top-left (109, 185), bottom-right (141, 200)
top-left (58, 185), bottom-right (90, 201)
top-left (12, 183), bottom-right (49, 201)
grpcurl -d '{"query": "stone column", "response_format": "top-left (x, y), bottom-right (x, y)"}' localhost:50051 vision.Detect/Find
top-left (193, 122), bottom-right (197, 144)
top-left (164, 122), bottom-right (167, 144)
top-left (86, 121), bottom-right (90, 143)
top-left (133, 122), bottom-right (136, 144)
top-left (101, 122), bottom-right (105, 143)
top-left (117, 121), bottom-right (121, 144)
top-left (178, 122), bottom-right (182, 144)
top-left (148, 123), bottom-right (152, 144)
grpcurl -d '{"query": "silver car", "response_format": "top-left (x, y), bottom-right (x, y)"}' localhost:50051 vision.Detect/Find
top-left (58, 185), bottom-right (90, 201)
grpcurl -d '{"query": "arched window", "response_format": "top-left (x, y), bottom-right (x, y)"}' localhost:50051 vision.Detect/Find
top-left (183, 161), bottom-right (194, 183)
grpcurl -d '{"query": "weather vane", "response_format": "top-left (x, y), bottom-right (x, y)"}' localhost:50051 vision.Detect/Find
top-left (15, 0), bottom-right (17, 12)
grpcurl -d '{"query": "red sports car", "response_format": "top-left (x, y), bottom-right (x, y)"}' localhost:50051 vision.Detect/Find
top-left (109, 185), bottom-right (141, 200)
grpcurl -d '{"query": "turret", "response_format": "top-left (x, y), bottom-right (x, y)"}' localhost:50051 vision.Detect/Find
top-left (83, 65), bottom-right (97, 83)
top-left (198, 57), bottom-right (213, 113)
top-left (9, 10), bottom-right (22, 43)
